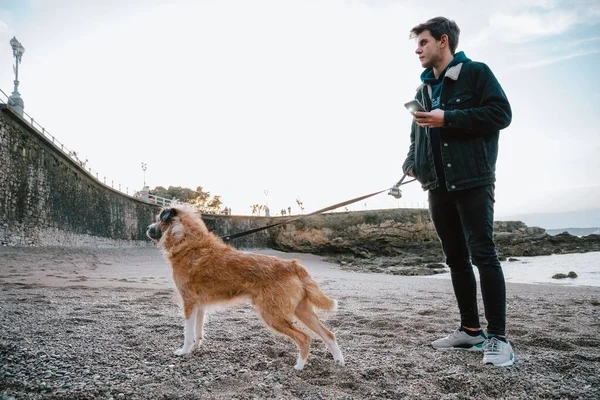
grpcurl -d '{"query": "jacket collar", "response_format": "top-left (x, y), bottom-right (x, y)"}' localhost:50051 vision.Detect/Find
top-left (445, 63), bottom-right (463, 81)
top-left (416, 63), bottom-right (464, 92)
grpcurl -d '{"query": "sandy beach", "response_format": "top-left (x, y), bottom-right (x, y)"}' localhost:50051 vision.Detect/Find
top-left (1, 246), bottom-right (599, 399)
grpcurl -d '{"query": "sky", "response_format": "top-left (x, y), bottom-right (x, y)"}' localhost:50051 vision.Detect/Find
top-left (1, 0), bottom-right (599, 224)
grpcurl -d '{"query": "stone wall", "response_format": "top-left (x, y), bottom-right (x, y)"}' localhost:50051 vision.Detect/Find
top-left (0, 105), bottom-right (159, 246)
top-left (202, 214), bottom-right (274, 249)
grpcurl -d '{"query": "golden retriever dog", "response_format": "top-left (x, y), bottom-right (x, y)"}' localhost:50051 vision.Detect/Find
top-left (146, 204), bottom-right (344, 370)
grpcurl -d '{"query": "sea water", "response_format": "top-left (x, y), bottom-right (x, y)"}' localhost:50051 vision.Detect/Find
top-left (425, 251), bottom-right (600, 287)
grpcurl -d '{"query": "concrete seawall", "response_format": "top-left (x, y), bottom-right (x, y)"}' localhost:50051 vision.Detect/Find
top-left (0, 105), bottom-right (158, 246)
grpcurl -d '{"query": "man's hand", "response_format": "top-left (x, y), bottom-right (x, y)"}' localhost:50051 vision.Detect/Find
top-left (414, 109), bottom-right (445, 128)
top-left (408, 169), bottom-right (415, 177)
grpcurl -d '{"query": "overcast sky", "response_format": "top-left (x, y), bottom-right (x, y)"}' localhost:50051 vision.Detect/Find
top-left (1, 0), bottom-right (599, 220)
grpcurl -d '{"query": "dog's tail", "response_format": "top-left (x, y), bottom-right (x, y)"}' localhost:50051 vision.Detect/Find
top-left (293, 260), bottom-right (337, 311)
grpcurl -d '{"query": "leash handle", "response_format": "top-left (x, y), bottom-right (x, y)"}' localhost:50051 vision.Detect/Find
top-left (388, 172), bottom-right (416, 199)
top-left (394, 172), bottom-right (411, 187)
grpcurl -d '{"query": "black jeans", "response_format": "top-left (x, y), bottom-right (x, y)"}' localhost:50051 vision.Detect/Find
top-left (428, 184), bottom-right (506, 336)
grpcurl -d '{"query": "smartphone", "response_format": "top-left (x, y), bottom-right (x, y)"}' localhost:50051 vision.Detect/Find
top-left (404, 99), bottom-right (426, 115)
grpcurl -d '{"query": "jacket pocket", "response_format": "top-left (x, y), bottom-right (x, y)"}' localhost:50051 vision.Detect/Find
top-left (445, 92), bottom-right (472, 109)
top-left (446, 136), bottom-right (491, 182)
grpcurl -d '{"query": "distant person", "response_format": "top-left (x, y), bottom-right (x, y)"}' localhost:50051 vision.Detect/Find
top-left (400, 17), bottom-right (513, 366)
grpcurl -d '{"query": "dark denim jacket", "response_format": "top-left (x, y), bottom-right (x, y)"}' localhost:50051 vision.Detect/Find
top-left (402, 60), bottom-right (512, 191)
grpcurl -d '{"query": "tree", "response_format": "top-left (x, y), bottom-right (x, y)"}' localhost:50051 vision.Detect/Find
top-left (296, 198), bottom-right (304, 214)
top-left (204, 195), bottom-right (223, 214)
top-left (149, 186), bottom-right (195, 202)
top-left (148, 185), bottom-right (227, 214)
top-left (250, 203), bottom-right (270, 216)
top-left (151, 186), bottom-right (169, 197)
top-left (191, 186), bottom-right (211, 206)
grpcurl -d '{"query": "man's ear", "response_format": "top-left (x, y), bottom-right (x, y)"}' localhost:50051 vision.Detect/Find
top-left (440, 34), bottom-right (449, 48)
top-left (159, 208), bottom-right (177, 222)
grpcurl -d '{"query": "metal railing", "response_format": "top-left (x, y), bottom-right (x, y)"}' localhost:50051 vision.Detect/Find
top-left (0, 87), bottom-right (149, 202)
top-left (148, 194), bottom-right (173, 207)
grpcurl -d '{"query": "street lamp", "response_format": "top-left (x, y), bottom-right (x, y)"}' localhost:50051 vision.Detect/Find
top-left (141, 162), bottom-right (147, 188)
top-left (264, 190), bottom-right (270, 217)
top-left (8, 36), bottom-right (25, 115)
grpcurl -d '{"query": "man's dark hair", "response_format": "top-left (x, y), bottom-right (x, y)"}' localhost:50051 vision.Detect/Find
top-left (410, 17), bottom-right (460, 55)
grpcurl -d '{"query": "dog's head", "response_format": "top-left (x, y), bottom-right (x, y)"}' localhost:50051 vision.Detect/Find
top-left (146, 204), bottom-right (209, 246)
top-left (146, 207), bottom-right (178, 242)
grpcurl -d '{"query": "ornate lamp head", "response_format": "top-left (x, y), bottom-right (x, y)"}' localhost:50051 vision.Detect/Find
top-left (10, 37), bottom-right (25, 60)
top-left (8, 36), bottom-right (25, 114)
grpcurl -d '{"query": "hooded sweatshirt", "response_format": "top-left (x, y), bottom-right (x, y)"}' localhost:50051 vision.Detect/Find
top-left (420, 51), bottom-right (470, 189)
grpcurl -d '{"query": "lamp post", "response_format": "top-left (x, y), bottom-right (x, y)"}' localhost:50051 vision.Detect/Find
top-left (264, 190), bottom-right (270, 217)
top-left (141, 162), bottom-right (147, 188)
top-left (8, 37), bottom-right (25, 115)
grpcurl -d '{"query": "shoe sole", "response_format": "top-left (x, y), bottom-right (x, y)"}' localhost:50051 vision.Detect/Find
top-left (484, 353), bottom-right (515, 367)
top-left (432, 342), bottom-right (485, 352)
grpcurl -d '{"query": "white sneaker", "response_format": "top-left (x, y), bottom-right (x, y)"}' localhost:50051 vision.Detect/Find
top-left (431, 328), bottom-right (487, 351)
top-left (483, 336), bottom-right (515, 367)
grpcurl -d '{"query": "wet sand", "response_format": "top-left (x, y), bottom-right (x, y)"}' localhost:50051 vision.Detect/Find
top-left (1, 246), bottom-right (599, 399)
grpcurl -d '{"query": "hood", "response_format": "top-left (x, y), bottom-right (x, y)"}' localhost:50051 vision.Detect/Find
top-left (420, 51), bottom-right (471, 85)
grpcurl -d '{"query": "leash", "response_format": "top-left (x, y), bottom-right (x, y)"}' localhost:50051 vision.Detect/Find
top-left (220, 173), bottom-right (416, 242)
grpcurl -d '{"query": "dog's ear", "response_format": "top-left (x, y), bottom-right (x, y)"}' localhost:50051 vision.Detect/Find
top-left (159, 208), bottom-right (177, 223)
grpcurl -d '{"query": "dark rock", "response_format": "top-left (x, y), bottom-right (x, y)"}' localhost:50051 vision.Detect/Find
top-left (425, 263), bottom-right (445, 269)
top-left (262, 210), bottom-right (600, 274)
top-left (553, 272), bottom-right (578, 280)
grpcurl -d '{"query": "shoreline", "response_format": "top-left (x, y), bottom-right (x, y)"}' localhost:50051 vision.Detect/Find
top-left (424, 251), bottom-right (600, 288)
top-left (1, 246), bottom-right (599, 399)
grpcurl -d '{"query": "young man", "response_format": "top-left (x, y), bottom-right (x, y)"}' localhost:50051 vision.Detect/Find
top-left (401, 17), bottom-right (514, 366)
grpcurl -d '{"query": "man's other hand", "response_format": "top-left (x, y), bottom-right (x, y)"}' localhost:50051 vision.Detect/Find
top-left (414, 109), bottom-right (445, 128)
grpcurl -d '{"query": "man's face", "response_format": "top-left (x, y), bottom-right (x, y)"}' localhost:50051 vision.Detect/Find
top-left (415, 30), bottom-right (443, 69)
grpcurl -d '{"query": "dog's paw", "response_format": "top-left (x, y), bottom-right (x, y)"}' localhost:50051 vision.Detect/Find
top-left (331, 345), bottom-right (345, 366)
top-left (332, 299), bottom-right (339, 311)
top-left (294, 357), bottom-right (306, 371)
top-left (333, 350), bottom-right (345, 366)
top-left (191, 340), bottom-right (203, 351)
top-left (173, 347), bottom-right (192, 356)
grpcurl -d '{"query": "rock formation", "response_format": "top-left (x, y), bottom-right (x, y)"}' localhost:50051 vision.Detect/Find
top-left (264, 210), bottom-right (600, 276)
